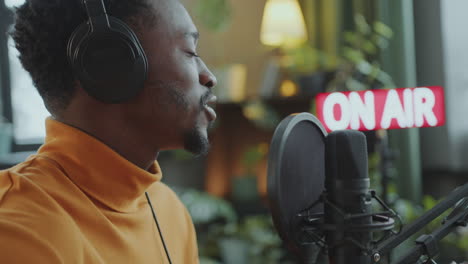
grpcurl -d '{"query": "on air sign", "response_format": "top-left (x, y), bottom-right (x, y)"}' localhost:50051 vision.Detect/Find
top-left (315, 86), bottom-right (446, 132)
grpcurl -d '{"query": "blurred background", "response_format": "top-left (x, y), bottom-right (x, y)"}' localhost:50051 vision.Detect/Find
top-left (0, 0), bottom-right (467, 263)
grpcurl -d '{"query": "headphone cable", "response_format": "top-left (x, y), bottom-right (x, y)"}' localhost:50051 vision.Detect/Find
top-left (145, 192), bottom-right (172, 264)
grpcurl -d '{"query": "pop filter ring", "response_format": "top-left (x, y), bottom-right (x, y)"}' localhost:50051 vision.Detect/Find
top-left (267, 113), bottom-right (328, 253)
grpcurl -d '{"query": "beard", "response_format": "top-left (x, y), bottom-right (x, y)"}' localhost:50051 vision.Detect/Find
top-left (149, 79), bottom-right (214, 156)
top-left (183, 126), bottom-right (211, 156)
top-left (178, 88), bottom-right (214, 156)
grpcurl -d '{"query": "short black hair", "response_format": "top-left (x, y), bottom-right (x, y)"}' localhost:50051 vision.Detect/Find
top-left (11, 0), bottom-right (157, 114)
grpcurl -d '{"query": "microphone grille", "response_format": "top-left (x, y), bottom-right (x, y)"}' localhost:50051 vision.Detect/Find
top-left (326, 130), bottom-right (368, 182)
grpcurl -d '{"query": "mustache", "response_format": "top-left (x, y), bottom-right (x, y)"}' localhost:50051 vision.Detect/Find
top-left (200, 91), bottom-right (214, 107)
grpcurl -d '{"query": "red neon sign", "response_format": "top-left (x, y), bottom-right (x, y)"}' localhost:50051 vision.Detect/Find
top-left (315, 86), bottom-right (446, 132)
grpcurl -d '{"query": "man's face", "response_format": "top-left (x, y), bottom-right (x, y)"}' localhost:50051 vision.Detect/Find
top-left (125, 0), bottom-right (217, 156)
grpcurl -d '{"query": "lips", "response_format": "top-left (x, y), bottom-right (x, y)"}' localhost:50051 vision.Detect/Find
top-left (203, 95), bottom-right (217, 122)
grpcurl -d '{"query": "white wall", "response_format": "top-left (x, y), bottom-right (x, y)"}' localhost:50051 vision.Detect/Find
top-left (440, 0), bottom-right (468, 171)
top-left (417, 0), bottom-right (468, 171)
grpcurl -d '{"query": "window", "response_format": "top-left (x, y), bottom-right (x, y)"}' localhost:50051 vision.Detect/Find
top-left (8, 37), bottom-right (49, 144)
top-left (5, 0), bottom-right (23, 8)
top-left (2, 0), bottom-right (50, 149)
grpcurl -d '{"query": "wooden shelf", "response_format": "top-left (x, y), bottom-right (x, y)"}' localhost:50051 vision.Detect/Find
top-left (205, 96), bottom-right (315, 197)
top-left (217, 95), bottom-right (314, 106)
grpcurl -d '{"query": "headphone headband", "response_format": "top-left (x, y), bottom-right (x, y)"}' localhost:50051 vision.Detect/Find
top-left (83, 0), bottom-right (110, 31)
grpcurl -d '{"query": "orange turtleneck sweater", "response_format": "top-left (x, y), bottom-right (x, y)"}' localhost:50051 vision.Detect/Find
top-left (0, 118), bottom-right (199, 263)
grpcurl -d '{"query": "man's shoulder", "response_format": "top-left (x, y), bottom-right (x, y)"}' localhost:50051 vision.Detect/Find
top-left (0, 217), bottom-right (64, 263)
top-left (0, 155), bottom-right (66, 206)
top-left (0, 156), bottom-right (84, 262)
top-left (0, 207), bottom-right (79, 263)
top-left (0, 156), bottom-right (80, 249)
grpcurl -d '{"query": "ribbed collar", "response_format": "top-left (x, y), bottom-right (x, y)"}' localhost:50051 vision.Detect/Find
top-left (37, 118), bottom-right (162, 213)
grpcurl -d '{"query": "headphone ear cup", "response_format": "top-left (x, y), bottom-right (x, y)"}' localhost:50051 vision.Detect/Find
top-left (109, 17), bottom-right (148, 69)
top-left (67, 17), bottom-right (148, 104)
top-left (68, 22), bottom-right (91, 71)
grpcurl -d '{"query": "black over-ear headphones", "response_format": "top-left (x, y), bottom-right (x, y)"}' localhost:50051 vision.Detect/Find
top-left (67, 0), bottom-right (148, 103)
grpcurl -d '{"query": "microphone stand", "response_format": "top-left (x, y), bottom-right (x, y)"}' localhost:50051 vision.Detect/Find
top-left (371, 183), bottom-right (468, 264)
top-left (377, 130), bottom-right (395, 205)
top-left (394, 202), bottom-right (467, 264)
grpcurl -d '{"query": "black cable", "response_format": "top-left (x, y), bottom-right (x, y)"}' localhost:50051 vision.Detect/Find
top-left (145, 192), bottom-right (172, 264)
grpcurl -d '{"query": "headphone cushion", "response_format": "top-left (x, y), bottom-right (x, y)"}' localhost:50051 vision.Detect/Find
top-left (68, 16), bottom-right (148, 103)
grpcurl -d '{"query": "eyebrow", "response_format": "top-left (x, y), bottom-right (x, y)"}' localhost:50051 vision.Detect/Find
top-left (184, 31), bottom-right (200, 45)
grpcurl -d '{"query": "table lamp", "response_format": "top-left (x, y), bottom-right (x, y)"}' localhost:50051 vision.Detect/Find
top-left (260, 0), bottom-right (308, 97)
top-left (260, 0), bottom-right (307, 48)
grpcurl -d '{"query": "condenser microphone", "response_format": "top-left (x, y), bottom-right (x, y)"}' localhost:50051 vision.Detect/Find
top-left (325, 130), bottom-right (372, 264)
top-left (268, 113), bottom-right (394, 264)
top-left (267, 113), bottom-right (465, 264)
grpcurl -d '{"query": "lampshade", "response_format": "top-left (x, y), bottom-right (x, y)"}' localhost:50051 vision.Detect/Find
top-left (260, 0), bottom-right (307, 47)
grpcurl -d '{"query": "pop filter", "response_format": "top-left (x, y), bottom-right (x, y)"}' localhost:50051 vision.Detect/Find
top-left (267, 113), bottom-right (327, 253)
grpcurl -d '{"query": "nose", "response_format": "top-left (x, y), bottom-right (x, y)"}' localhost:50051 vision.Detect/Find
top-left (199, 60), bottom-right (217, 89)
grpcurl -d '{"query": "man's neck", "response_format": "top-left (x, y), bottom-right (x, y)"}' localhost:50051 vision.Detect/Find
top-left (54, 114), bottom-right (158, 171)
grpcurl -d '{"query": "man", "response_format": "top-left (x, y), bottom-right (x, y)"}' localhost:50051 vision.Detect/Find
top-left (0, 0), bottom-right (217, 263)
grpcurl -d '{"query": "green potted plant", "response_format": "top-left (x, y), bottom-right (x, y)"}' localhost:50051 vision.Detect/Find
top-left (193, 0), bottom-right (232, 33)
top-left (200, 214), bottom-right (288, 264)
top-left (326, 14), bottom-right (395, 93)
top-left (283, 43), bottom-right (335, 97)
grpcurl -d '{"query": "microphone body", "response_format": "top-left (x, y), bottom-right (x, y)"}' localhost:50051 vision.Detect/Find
top-left (325, 130), bottom-right (372, 264)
